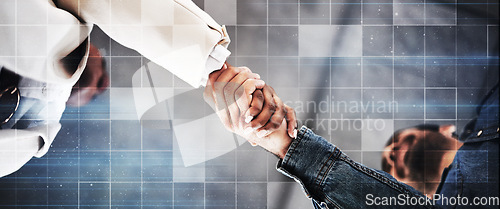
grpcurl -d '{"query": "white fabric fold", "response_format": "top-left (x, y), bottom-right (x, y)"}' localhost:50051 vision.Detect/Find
top-left (200, 44), bottom-right (232, 87)
top-left (0, 123), bottom-right (61, 177)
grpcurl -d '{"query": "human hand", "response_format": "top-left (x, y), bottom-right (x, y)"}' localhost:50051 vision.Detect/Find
top-left (249, 118), bottom-right (294, 159)
top-left (243, 84), bottom-right (297, 139)
top-left (67, 44), bottom-right (109, 107)
top-left (203, 63), bottom-right (297, 140)
top-left (204, 63), bottom-right (263, 133)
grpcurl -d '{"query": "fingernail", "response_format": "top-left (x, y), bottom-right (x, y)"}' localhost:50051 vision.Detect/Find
top-left (256, 130), bottom-right (268, 138)
top-left (244, 127), bottom-right (253, 135)
top-left (245, 116), bottom-right (253, 123)
top-left (293, 129), bottom-right (298, 139)
top-left (250, 142), bottom-right (258, 147)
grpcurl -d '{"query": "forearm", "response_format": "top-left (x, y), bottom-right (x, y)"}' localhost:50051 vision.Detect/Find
top-left (57, 0), bottom-right (230, 88)
top-left (276, 126), bottom-right (436, 208)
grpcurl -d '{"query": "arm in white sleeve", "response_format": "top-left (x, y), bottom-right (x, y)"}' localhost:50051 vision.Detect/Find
top-left (202, 44), bottom-right (231, 86)
top-left (0, 123), bottom-right (61, 177)
top-left (0, 0), bottom-right (92, 85)
top-left (56, 0), bottom-right (231, 88)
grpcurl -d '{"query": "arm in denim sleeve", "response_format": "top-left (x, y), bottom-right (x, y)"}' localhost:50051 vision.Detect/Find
top-left (277, 126), bottom-right (437, 209)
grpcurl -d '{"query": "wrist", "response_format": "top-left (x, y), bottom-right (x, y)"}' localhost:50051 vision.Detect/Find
top-left (275, 140), bottom-right (292, 159)
top-left (256, 120), bottom-right (293, 159)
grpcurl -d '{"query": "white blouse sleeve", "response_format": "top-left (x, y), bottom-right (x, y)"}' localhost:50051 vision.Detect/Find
top-left (57, 0), bottom-right (231, 88)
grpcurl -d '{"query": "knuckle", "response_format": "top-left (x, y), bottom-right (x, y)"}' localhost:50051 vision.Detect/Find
top-left (249, 121), bottom-right (259, 128)
top-left (263, 85), bottom-right (272, 92)
top-left (235, 87), bottom-right (245, 96)
top-left (214, 84), bottom-right (224, 93)
top-left (226, 81), bottom-right (237, 90)
top-left (249, 106), bottom-right (261, 113)
top-left (251, 120), bottom-right (265, 127)
top-left (248, 108), bottom-right (260, 116)
top-left (240, 66), bottom-right (251, 72)
top-left (229, 66), bottom-right (240, 72)
top-left (241, 68), bottom-right (251, 75)
top-left (223, 87), bottom-right (232, 97)
top-left (243, 84), bottom-right (252, 94)
top-left (267, 103), bottom-right (277, 111)
top-left (280, 107), bottom-right (286, 115)
top-left (259, 119), bottom-right (269, 127)
top-left (270, 121), bottom-right (280, 129)
top-left (248, 107), bottom-right (257, 113)
top-left (233, 67), bottom-right (243, 73)
top-left (274, 102), bottom-right (283, 111)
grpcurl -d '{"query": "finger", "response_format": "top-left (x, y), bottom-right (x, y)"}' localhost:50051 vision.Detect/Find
top-left (203, 86), bottom-right (216, 111)
top-left (236, 79), bottom-right (266, 124)
top-left (207, 63), bottom-right (228, 91)
top-left (245, 89), bottom-right (264, 122)
top-left (249, 86), bottom-right (277, 136)
top-left (204, 70), bottom-right (222, 111)
top-left (285, 105), bottom-right (298, 138)
top-left (207, 68), bottom-right (224, 89)
top-left (205, 69), bottom-right (223, 104)
top-left (257, 95), bottom-right (285, 137)
top-left (242, 89), bottom-right (264, 134)
top-left (225, 68), bottom-right (260, 129)
top-left (213, 66), bottom-right (244, 130)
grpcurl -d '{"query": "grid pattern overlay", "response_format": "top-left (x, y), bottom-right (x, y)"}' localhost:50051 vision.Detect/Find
top-left (1, 0), bottom-right (498, 208)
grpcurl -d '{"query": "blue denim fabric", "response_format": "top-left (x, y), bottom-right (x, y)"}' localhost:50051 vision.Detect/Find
top-left (436, 85), bottom-right (499, 208)
top-left (277, 85), bottom-right (498, 209)
top-left (277, 126), bottom-right (434, 209)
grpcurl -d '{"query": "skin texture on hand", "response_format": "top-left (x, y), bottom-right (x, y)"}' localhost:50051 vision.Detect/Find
top-left (203, 64), bottom-right (264, 131)
top-left (204, 63), bottom-right (297, 139)
top-left (249, 118), bottom-right (293, 159)
top-left (204, 63), bottom-right (297, 158)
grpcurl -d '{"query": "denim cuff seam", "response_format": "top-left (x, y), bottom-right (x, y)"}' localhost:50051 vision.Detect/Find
top-left (276, 163), bottom-right (314, 199)
top-left (323, 193), bottom-right (342, 209)
top-left (281, 125), bottom-right (309, 168)
top-left (314, 147), bottom-right (341, 187)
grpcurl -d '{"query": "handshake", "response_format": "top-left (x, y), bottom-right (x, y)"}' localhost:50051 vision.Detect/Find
top-left (203, 63), bottom-right (297, 159)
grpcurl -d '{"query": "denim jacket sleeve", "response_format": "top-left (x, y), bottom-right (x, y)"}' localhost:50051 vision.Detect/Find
top-left (276, 126), bottom-right (438, 209)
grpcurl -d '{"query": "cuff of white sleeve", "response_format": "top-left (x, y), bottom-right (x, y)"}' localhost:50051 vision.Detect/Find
top-left (200, 44), bottom-right (231, 87)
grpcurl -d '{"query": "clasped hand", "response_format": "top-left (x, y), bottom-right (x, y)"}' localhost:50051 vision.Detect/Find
top-left (204, 64), bottom-right (296, 158)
